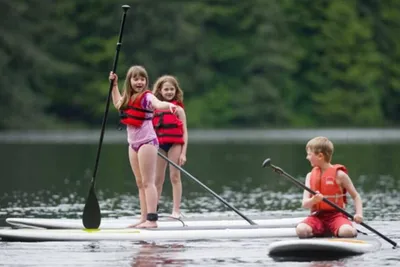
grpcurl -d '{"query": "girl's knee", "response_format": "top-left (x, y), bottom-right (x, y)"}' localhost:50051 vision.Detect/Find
top-left (141, 180), bottom-right (152, 189)
top-left (170, 174), bottom-right (181, 185)
top-left (155, 181), bottom-right (163, 189)
top-left (296, 223), bottom-right (313, 238)
top-left (337, 224), bottom-right (357, 237)
top-left (155, 175), bottom-right (165, 187)
top-left (136, 180), bottom-right (144, 189)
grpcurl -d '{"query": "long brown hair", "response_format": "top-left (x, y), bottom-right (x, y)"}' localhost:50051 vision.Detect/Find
top-left (119, 65), bottom-right (149, 110)
top-left (152, 75), bottom-right (184, 103)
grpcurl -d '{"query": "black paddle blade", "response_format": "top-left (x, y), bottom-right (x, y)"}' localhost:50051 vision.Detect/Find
top-left (82, 186), bottom-right (101, 229)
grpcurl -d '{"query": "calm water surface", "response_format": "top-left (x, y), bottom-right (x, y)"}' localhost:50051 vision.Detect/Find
top-left (0, 141), bottom-right (399, 266)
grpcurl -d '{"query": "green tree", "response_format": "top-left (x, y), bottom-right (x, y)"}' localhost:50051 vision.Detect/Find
top-left (281, 0), bottom-right (384, 126)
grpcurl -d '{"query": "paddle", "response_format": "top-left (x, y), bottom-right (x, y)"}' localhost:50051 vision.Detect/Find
top-left (157, 151), bottom-right (257, 225)
top-left (82, 5), bottom-right (131, 229)
top-left (262, 158), bottom-right (398, 249)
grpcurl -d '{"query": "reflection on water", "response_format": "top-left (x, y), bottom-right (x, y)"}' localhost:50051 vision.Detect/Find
top-left (0, 238), bottom-right (396, 267)
top-left (131, 242), bottom-right (186, 267)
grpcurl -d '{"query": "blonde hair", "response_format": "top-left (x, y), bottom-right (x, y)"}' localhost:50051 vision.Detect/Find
top-left (152, 75), bottom-right (184, 103)
top-left (306, 136), bottom-right (334, 162)
top-left (119, 65), bottom-right (149, 110)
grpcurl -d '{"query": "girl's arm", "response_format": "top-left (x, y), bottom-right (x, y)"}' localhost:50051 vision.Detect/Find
top-left (177, 107), bottom-right (188, 156)
top-left (109, 72), bottom-right (122, 109)
top-left (148, 94), bottom-right (174, 110)
top-left (112, 84), bottom-right (123, 109)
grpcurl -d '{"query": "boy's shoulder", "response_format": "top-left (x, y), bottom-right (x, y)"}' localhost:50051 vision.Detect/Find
top-left (336, 169), bottom-right (351, 184)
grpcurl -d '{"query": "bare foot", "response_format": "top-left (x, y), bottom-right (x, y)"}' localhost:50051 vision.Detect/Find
top-left (127, 219), bottom-right (146, 228)
top-left (171, 212), bottom-right (182, 219)
top-left (136, 220), bottom-right (158, 228)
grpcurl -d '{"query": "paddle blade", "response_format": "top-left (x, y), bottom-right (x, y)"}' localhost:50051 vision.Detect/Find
top-left (82, 186), bottom-right (101, 229)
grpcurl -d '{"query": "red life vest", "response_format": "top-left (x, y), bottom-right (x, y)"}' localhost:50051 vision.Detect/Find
top-left (119, 90), bottom-right (153, 127)
top-left (309, 164), bottom-right (348, 212)
top-left (152, 101), bottom-right (184, 145)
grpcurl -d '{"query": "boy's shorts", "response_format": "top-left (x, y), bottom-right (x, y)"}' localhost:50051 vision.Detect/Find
top-left (301, 211), bottom-right (353, 236)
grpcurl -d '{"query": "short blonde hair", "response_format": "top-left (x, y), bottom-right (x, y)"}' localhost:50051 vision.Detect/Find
top-left (306, 136), bottom-right (334, 162)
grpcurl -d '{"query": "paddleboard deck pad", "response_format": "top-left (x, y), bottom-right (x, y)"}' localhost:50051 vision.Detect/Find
top-left (6, 217), bottom-right (304, 229)
top-left (0, 225), bottom-right (297, 242)
top-left (268, 236), bottom-right (381, 261)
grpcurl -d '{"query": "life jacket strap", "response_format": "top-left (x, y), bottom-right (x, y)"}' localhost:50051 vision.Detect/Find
top-left (323, 194), bottom-right (346, 202)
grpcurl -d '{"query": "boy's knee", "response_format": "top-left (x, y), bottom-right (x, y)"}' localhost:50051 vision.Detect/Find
top-left (296, 223), bottom-right (313, 238)
top-left (337, 224), bottom-right (357, 237)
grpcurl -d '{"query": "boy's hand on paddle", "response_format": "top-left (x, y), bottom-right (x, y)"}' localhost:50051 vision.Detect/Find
top-left (354, 214), bottom-right (363, 224)
top-left (312, 191), bottom-right (324, 204)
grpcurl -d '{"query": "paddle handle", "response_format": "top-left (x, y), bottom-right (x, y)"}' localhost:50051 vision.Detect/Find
top-left (264, 159), bottom-right (398, 248)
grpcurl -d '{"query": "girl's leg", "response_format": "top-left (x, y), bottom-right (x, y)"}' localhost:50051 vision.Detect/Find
top-left (168, 144), bottom-right (183, 218)
top-left (128, 146), bottom-right (146, 228)
top-left (155, 149), bottom-right (168, 206)
top-left (136, 144), bottom-right (158, 228)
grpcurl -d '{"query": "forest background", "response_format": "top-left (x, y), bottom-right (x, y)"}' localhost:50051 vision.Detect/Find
top-left (1, 0), bottom-right (399, 130)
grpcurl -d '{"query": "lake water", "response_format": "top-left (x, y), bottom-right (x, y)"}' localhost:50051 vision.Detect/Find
top-left (0, 131), bottom-right (399, 266)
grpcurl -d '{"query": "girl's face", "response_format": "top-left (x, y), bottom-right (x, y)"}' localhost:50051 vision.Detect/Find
top-left (130, 76), bottom-right (146, 92)
top-left (306, 148), bottom-right (323, 167)
top-left (160, 81), bottom-right (176, 101)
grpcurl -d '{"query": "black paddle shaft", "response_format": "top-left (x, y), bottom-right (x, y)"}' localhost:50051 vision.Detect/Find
top-left (262, 158), bottom-right (398, 249)
top-left (82, 5), bottom-right (130, 229)
top-left (158, 152), bottom-right (257, 225)
top-left (91, 5), bottom-right (130, 186)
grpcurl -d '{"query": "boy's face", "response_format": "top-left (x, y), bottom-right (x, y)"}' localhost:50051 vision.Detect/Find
top-left (306, 148), bottom-right (324, 167)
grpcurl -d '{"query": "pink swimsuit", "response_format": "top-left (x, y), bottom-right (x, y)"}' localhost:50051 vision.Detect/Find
top-left (127, 93), bottom-right (159, 152)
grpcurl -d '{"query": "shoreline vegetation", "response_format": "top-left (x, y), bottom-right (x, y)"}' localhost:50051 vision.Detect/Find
top-left (1, 128), bottom-right (399, 144)
top-left (2, 1), bottom-right (400, 130)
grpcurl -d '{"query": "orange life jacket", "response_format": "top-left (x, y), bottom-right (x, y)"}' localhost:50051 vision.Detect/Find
top-left (152, 101), bottom-right (184, 145)
top-left (310, 164), bottom-right (348, 212)
top-left (119, 90), bottom-right (153, 127)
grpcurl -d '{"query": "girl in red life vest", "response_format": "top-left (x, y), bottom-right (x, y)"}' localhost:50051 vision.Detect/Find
top-left (152, 75), bottom-right (188, 218)
top-left (296, 136), bottom-right (363, 238)
top-left (109, 66), bottom-right (177, 229)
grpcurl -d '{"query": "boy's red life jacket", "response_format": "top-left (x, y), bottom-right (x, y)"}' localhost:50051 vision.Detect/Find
top-left (310, 164), bottom-right (348, 212)
top-left (119, 90), bottom-right (153, 127)
top-left (152, 100), bottom-right (184, 145)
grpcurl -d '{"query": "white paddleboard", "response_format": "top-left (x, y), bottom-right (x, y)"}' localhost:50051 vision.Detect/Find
top-left (6, 217), bottom-right (304, 229)
top-left (0, 225), bottom-right (297, 242)
top-left (268, 236), bottom-right (381, 261)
